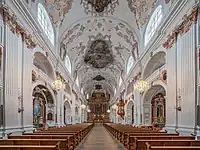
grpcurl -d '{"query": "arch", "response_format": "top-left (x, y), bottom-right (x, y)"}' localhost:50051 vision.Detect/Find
top-left (144, 5), bottom-right (163, 46)
top-left (32, 80), bottom-right (56, 102)
top-left (143, 84), bottom-right (166, 128)
top-left (142, 51), bottom-right (166, 79)
top-left (65, 82), bottom-right (71, 96)
top-left (65, 55), bottom-right (72, 74)
top-left (126, 56), bottom-right (134, 74)
top-left (126, 81), bottom-right (134, 96)
top-left (75, 106), bottom-right (79, 123)
top-left (33, 52), bottom-right (55, 80)
top-left (64, 100), bottom-right (72, 125)
top-left (126, 100), bottom-right (134, 124)
top-left (32, 85), bottom-right (55, 128)
top-left (37, 3), bottom-right (55, 45)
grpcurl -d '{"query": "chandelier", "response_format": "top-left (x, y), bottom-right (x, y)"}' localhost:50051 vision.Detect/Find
top-left (81, 0), bottom-right (119, 16)
top-left (51, 75), bottom-right (64, 91)
top-left (112, 104), bottom-right (118, 110)
top-left (107, 109), bottom-right (111, 113)
top-left (134, 79), bottom-right (149, 93)
top-left (80, 104), bottom-right (86, 110)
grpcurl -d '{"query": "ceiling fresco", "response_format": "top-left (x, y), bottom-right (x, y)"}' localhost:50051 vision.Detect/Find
top-left (93, 75), bottom-right (105, 81)
top-left (84, 34), bottom-right (114, 69)
top-left (34, 0), bottom-right (173, 97)
top-left (59, 16), bottom-right (139, 96)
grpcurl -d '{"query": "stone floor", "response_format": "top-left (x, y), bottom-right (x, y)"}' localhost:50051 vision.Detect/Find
top-left (76, 124), bottom-right (126, 150)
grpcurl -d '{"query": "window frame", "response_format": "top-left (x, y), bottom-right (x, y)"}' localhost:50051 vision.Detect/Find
top-left (65, 55), bottom-right (72, 74)
top-left (144, 5), bottom-right (163, 46)
top-left (37, 3), bottom-right (54, 45)
top-left (126, 56), bottom-right (134, 74)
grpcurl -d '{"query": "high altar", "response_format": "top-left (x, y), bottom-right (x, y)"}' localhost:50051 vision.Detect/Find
top-left (87, 92), bottom-right (110, 123)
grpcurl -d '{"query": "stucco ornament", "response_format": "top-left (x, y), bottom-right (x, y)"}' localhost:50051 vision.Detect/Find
top-left (127, 0), bottom-right (156, 27)
top-left (81, 0), bottom-right (119, 16)
top-left (44, 0), bottom-right (73, 25)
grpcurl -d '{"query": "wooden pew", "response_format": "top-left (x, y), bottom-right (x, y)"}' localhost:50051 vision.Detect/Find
top-left (104, 123), bottom-right (198, 150)
top-left (0, 145), bottom-right (59, 150)
top-left (134, 140), bottom-right (200, 150)
top-left (146, 142), bottom-right (200, 150)
top-left (0, 139), bottom-right (67, 149)
top-left (9, 135), bottom-right (74, 149)
top-left (127, 134), bottom-right (189, 149)
top-left (3, 123), bottom-right (94, 150)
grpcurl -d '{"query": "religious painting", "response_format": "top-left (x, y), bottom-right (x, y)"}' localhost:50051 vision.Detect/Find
top-left (33, 99), bottom-right (41, 117)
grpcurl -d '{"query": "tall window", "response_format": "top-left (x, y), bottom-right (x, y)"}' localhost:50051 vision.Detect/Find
top-left (145, 5), bottom-right (163, 46)
top-left (37, 3), bottom-right (54, 45)
top-left (119, 77), bottom-right (122, 87)
top-left (65, 55), bottom-right (72, 74)
top-left (76, 76), bottom-right (79, 87)
top-left (126, 56), bottom-right (134, 74)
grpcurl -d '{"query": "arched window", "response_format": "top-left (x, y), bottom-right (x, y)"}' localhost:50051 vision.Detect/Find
top-left (65, 55), bottom-right (72, 74)
top-left (145, 5), bottom-right (163, 46)
top-left (126, 56), bottom-right (134, 74)
top-left (76, 76), bottom-right (79, 87)
top-left (119, 77), bottom-right (122, 87)
top-left (37, 3), bottom-right (54, 45)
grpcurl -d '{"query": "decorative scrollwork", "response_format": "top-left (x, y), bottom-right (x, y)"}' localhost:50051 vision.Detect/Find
top-left (81, 0), bottom-right (119, 16)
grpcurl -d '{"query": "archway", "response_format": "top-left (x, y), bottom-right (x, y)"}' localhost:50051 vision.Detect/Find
top-left (33, 52), bottom-right (55, 80)
top-left (143, 51), bottom-right (166, 80)
top-left (32, 85), bottom-right (54, 128)
top-left (126, 101), bottom-right (134, 124)
top-left (75, 106), bottom-right (79, 123)
top-left (143, 84), bottom-right (166, 128)
top-left (64, 101), bottom-right (71, 125)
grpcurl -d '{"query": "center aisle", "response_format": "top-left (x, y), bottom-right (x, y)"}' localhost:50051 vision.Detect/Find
top-left (76, 124), bottom-right (126, 150)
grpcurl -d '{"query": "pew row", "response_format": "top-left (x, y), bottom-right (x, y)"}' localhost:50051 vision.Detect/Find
top-left (5, 123), bottom-right (94, 150)
top-left (104, 123), bottom-right (199, 150)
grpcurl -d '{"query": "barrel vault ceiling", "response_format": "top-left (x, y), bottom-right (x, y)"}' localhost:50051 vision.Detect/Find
top-left (43, 0), bottom-right (158, 97)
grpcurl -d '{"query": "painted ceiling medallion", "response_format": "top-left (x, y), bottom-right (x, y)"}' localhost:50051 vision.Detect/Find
top-left (95, 85), bottom-right (102, 90)
top-left (84, 33), bottom-right (114, 69)
top-left (127, 0), bottom-right (156, 27)
top-left (93, 75), bottom-right (105, 81)
top-left (81, 0), bottom-right (119, 16)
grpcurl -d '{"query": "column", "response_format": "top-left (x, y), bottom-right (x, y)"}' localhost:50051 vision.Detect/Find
top-left (56, 91), bottom-right (64, 125)
top-left (4, 25), bottom-right (21, 133)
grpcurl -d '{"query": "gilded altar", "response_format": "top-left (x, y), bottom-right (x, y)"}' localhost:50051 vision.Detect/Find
top-left (87, 92), bottom-right (110, 123)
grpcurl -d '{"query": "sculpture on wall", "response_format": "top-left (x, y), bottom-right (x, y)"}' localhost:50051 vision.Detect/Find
top-left (60, 42), bottom-right (67, 61)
